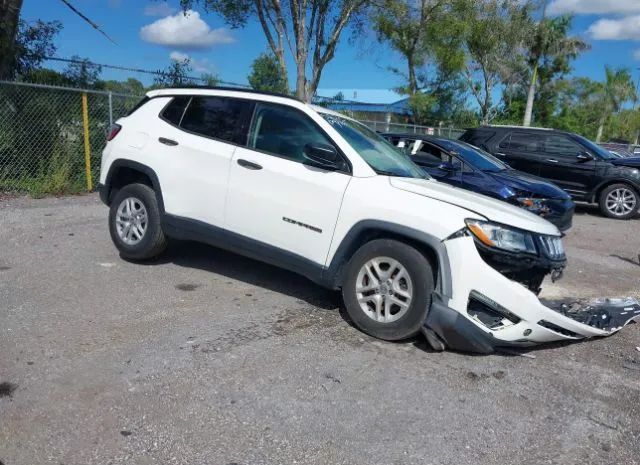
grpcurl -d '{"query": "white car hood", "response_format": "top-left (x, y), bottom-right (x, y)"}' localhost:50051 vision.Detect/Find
top-left (389, 177), bottom-right (560, 236)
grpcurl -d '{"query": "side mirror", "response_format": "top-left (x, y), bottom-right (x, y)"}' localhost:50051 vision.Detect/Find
top-left (576, 151), bottom-right (593, 162)
top-left (303, 143), bottom-right (342, 170)
top-left (438, 161), bottom-right (458, 172)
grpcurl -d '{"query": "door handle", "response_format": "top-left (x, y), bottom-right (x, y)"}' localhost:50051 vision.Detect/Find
top-left (546, 158), bottom-right (559, 163)
top-left (159, 137), bottom-right (178, 146)
top-left (237, 159), bottom-right (263, 170)
top-left (495, 152), bottom-right (506, 157)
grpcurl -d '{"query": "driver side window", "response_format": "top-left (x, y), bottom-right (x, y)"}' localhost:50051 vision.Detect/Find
top-left (248, 103), bottom-right (332, 162)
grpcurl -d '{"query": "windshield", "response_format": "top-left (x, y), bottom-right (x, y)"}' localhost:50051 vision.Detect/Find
top-left (436, 139), bottom-right (509, 172)
top-left (321, 113), bottom-right (427, 179)
top-left (573, 134), bottom-right (616, 160)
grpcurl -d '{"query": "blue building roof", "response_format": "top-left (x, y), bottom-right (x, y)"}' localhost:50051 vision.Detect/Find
top-left (321, 98), bottom-right (410, 114)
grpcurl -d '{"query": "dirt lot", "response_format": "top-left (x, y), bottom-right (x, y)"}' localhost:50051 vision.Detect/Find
top-left (1, 194), bottom-right (639, 465)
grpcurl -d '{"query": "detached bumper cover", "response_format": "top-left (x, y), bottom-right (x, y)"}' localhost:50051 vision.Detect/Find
top-left (424, 236), bottom-right (640, 354)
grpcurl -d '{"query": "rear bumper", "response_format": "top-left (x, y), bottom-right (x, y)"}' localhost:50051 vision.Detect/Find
top-left (423, 236), bottom-right (638, 353)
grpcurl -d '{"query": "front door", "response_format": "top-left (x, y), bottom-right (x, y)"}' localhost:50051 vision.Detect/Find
top-left (538, 133), bottom-right (596, 198)
top-left (225, 102), bottom-right (351, 266)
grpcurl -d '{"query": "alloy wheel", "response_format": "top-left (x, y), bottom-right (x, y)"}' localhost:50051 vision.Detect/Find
top-left (605, 187), bottom-right (637, 217)
top-left (355, 256), bottom-right (413, 323)
top-left (115, 197), bottom-right (148, 245)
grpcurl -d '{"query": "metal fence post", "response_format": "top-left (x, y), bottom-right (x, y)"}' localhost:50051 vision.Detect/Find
top-left (81, 92), bottom-right (93, 191)
top-left (108, 91), bottom-right (113, 126)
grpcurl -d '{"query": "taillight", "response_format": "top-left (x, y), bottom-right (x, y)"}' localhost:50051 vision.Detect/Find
top-left (107, 124), bottom-right (122, 141)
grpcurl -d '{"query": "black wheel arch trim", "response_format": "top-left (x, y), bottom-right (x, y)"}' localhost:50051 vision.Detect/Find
top-left (102, 159), bottom-right (165, 212)
top-left (324, 220), bottom-right (452, 297)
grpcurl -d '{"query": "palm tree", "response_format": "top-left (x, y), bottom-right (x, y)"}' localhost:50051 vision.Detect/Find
top-left (595, 66), bottom-right (637, 142)
top-left (523, 13), bottom-right (588, 126)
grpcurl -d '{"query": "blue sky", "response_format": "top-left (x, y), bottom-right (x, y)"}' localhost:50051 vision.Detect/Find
top-left (22, 0), bottom-right (640, 103)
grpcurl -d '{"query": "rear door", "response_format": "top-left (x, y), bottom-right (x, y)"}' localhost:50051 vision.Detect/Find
top-left (496, 131), bottom-right (546, 175)
top-left (225, 101), bottom-right (351, 265)
top-left (538, 133), bottom-right (596, 198)
top-left (157, 95), bottom-right (254, 227)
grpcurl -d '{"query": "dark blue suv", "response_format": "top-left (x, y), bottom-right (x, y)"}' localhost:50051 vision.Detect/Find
top-left (383, 133), bottom-right (575, 231)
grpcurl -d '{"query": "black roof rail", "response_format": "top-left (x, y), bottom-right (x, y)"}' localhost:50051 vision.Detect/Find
top-left (156, 85), bottom-right (304, 103)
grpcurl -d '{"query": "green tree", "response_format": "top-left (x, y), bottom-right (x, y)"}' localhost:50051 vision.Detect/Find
top-left (102, 78), bottom-right (145, 95)
top-left (374, 0), bottom-right (447, 96)
top-left (12, 19), bottom-right (62, 78)
top-left (248, 52), bottom-right (289, 93)
top-left (460, 0), bottom-right (534, 124)
top-left (522, 13), bottom-right (588, 126)
top-left (1, 0), bottom-right (111, 79)
top-left (200, 72), bottom-right (220, 86)
top-left (153, 59), bottom-right (194, 88)
top-left (181, 0), bottom-right (372, 101)
top-left (594, 67), bottom-right (637, 142)
top-left (62, 55), bottom-right (102, 88)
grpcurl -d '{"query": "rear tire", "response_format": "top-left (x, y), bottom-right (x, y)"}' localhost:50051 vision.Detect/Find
top-left (341, 239), bottom-right (435, 341)
top-left (598, 183), bottom-right (639, 220)
top-left (109, 183), bottom-right (167, 260)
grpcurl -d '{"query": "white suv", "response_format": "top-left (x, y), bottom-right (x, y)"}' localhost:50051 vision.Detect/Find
top-left (98, 87), bottom-right (624, 353)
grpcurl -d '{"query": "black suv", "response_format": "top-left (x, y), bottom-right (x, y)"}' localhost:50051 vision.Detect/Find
top-left (460, 126), bottom-right (640, 219)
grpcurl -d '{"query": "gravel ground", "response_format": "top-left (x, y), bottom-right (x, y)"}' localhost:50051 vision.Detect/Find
top-left (1, 194), bottom-right (639, 465)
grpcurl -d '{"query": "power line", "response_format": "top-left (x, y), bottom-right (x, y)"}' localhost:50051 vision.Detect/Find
top-left (58, 0), bottom-right (117, 45)
top-left (43, 57), bottom-right (250, 88)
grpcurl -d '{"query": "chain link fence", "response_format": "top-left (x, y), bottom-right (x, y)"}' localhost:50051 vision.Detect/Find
top-left (0, 81), bottom-right (466, 197)
top-left (358, 120), bottom-right (465, 139)
top-left (0, 81), bottom-right (140, 197)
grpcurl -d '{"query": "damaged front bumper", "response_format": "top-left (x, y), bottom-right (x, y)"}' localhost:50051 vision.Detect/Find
top-left (423, 235), bottom-right (640, 354)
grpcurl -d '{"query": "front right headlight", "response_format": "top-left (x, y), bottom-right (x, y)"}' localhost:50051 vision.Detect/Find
top-left (465, 219), bottom-right (537, 255)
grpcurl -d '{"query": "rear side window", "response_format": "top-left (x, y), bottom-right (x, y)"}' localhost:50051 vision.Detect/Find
top-left (248, 102), bottom-right (332, 162)
top-left (500, 132), bottom-right (543, 152)
top-left (461, 130), bottom-right (494, 148)
top-left (161, 96), bottom-right (190, 126)
top-left (180, 96), bottom-right (253, 144)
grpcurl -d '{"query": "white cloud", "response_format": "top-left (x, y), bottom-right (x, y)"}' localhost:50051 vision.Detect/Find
top-left (169, 51), bottom-right (213, 73)
top-left (140, 10), bottom-right (234, 50)
top-left (144, 2), bottom-right (176, 16)
top-left (587, 15), bottom-right (640, 40)
top-left (549, 0), bottom-right (640, 15)
top-left (169, 51), bottom-right (190, 62)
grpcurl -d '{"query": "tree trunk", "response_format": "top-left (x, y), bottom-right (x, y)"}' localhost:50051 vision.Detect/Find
top-left (596, 115), bottom-right (606, 143)
top-left (408, 56), bottom-right (417, 95)
top-left (0, 0), bottom-right (23, 80)
top-left (523, 64), bottom-right (537, 127)
top-left (296, 59), bottom-right (307, 101)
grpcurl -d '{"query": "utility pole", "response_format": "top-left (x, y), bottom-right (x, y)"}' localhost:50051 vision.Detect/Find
top-left (634, 68), bottom-right (640, 145)
top-left (523, 0), bottom-right (548, 127)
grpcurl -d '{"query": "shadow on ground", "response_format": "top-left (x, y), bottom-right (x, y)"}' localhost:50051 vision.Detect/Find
top-left (130, 239), bottom-right (342, 311)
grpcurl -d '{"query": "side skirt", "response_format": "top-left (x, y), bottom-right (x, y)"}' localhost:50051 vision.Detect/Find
top-left (161, 214), bottom-right (331, 288)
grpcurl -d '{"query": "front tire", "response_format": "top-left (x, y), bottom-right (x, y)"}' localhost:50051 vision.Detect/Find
top-left (109, 183), bottom-right (167, 260)
top-left (598, 183), bottom-right (639, 220)
top-left (341, 239), bottom-right (435, 341)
